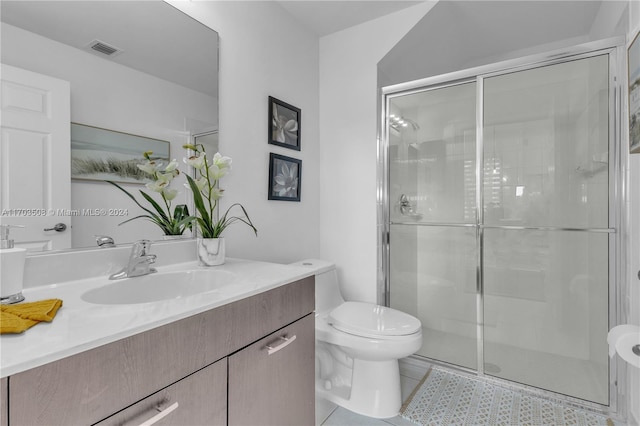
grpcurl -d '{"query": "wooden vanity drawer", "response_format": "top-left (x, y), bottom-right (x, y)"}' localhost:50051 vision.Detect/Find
top-left (229, 313), bottom-right (315, 426)
top-left (9, 276), bottom-right (314, 425)
top-left (1, 378), bottom-right (7, 426)
top-left (95, 359), bottom-right (226, 426)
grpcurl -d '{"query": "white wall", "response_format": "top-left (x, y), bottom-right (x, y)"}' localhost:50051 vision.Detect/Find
top-left (169, 1), bottom-right (320, 263)
top-left (320, 0), bottom-right (639, 419)
top-left (4, 1), bottom-right (321, 261)
top-left (318, 2), bottom-right (436, 303)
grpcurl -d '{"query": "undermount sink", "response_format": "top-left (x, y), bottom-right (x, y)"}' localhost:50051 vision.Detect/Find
top-left (81, 269), bottom-right (239, 305)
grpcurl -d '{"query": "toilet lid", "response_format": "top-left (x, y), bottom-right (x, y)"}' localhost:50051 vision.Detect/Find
top-left (328, 301), bottom-right (421, 338)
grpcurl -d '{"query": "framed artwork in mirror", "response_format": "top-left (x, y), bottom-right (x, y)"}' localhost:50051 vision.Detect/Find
top-left (268, 153), bottom-right (301, 202)
top-left (71, 123), bottom-right (170, 184)
top-left (268, 96), bottom-right (301, 151)
top-left (629, 29), bottom-right (640, 154)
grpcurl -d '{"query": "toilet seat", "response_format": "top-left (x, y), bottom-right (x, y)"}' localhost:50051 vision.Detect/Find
top-left (328, 301), bottom-right (421, 339)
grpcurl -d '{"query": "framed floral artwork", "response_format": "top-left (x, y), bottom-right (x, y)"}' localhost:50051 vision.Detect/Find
top-left (268, 153), bottom-right (301, 202)
top-left (268, 96), bottom-right (301, 151)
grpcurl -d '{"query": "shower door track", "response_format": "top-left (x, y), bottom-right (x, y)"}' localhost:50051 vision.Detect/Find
top-left (390, 222), bottom-right (616, 234)
top-left (379, 37), bottom-right (627, 419)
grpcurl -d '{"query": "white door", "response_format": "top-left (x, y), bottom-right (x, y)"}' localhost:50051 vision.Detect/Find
top-left (0, 64), bottom-right (71, 251)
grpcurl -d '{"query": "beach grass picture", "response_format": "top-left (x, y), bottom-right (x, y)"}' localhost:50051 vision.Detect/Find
top-left (71, 123), bottom-right (170, 183)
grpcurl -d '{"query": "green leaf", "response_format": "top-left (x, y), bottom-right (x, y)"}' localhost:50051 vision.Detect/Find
top-left (106, 181), bottom-right (158, 219)
top-left (107, 180), bottom-right (188, 235)
top-left (139, 190), bottom-right (170, 224)
top-left (118, 214), bottom-right (154, 226)
top-left (186, 174), bottom-right (213, 233)
top-left (173, 204), bottom-right (193, 232)
top-left (184, 174), bottom-right (257, 239)
top-left (173, 204), bottom-right (189, 221)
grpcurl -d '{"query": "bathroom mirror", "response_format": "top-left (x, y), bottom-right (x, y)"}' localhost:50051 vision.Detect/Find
top-left (0, 0), bottom-right (219, 252)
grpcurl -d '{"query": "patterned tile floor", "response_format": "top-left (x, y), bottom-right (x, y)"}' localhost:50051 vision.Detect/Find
top-left (400, 367), bottom-right (612, 426)
top-left (320, 359), bottom-right (614, 426)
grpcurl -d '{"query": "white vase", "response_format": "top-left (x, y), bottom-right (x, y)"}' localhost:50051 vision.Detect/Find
top-left (197, 237), bottom-right (225, 266)
top-left (162, 234), bottom-right (185, 240)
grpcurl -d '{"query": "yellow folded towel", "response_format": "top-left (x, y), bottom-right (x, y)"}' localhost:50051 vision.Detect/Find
top-left (0, 299), bottom-right (63, 334)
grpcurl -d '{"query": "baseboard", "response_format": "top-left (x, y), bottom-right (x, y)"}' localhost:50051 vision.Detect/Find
top-left (630, 408), bottom-right (639, 426)
top-left (399, 355), bottom-right (431, 380)
top-left (315, 396), bottom-right (337, 426)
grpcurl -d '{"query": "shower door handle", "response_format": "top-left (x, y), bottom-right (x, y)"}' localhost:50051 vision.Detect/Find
top-left (398, 194), bottom-right (422, 219)
top-left (399, 194), bottom-right (412, 214)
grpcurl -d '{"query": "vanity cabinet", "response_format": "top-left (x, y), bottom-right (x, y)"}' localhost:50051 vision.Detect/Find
top-left (95, 359), bottom-right (227, 426)
top-left (1, 378), bottom-right (7, 426)
top-left (7, 276), bottom-right (314, 425)
top-left (229, 313), bottom-right (315, 426)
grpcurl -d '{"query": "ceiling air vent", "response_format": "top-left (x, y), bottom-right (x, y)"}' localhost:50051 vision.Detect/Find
top-left (86, 39), bottom-right (123, 57)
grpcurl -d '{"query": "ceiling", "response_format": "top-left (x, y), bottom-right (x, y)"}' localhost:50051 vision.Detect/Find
top-left (3, 0), bottom-right (623, 96)
top-left (0, 0), bottom-right (420, 96)
top-left (1, 1), bottom-right (219, 97)
top-left (276, 1), bottom-right (424, 36)
top-left (378, 0), bottom-right (621, 86)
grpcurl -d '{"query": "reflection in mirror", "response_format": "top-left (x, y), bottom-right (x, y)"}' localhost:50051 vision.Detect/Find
top-left (70, 123), bottom-right (171, 184)
top-left (194, 131), bottom-right (219, 157)
top-left (0, 1), bottom-right (219, 252)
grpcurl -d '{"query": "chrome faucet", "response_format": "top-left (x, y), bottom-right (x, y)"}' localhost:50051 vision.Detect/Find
top-left (95, 235), bottom-right (115, 248)
top-left (109, 240), bottom-right (157, 280)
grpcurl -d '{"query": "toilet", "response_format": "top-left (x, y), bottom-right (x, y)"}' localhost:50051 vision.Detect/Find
top-left (290, 259), bottom-right (422, 421)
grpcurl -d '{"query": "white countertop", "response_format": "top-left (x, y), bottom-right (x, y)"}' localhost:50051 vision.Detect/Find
top-left (0, 258), bottom-right (314, 378)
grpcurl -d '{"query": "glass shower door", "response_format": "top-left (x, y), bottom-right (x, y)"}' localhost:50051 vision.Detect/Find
top-left (388, 82), bottom-right (478, 370)
top-left (386, 52), bottom-right (613, 406)
top-left (481, 55), bottom-right (610, 404)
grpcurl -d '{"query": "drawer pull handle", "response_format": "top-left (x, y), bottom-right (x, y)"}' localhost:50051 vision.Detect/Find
top-left (266, 334), bottom-right (297, 355)
top-left (138, 402), bottom-right (179, 426)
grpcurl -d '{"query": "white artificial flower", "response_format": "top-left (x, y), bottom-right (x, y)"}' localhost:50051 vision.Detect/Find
top-left (164, 159), bottom-right (178, 172)
top-left (208, 164), bottom-right (228, 180)
top-left (183, 176), bottom-right (208, 192)
top-left (184, 155), bottom-right (205, 169)
top-left (195, 176), bottom-right (208, 191)
top-left (210, 187), bottom-right (224, 200)
top-left (157, 172), bottom-right (172, 184)
top-left (212, 152), bottom-right (232, 170)
top-left (146, 180), bottom-right (168, 193)
top-left (163, 188), bottom-right (178, 201)
top-left (137, 160), bottom-right (160, 175)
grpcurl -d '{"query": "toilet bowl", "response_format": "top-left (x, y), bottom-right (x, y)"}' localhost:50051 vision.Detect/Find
top-left (290, 259), bottom-right (422, 421)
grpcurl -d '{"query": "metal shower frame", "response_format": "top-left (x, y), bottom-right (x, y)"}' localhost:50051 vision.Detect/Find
top-left (377, 37), bottom-right (629, 419)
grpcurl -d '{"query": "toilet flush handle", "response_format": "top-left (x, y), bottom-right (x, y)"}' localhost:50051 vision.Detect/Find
top-left (265, 334), bottom-right (297, 355)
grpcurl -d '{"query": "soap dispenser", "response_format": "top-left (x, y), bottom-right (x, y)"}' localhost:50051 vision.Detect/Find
top-left (0, 225), bottom-right (26, 304)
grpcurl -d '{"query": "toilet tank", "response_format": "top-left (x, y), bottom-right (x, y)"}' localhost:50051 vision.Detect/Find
top-left (289, 259), bottom-right (345, 313)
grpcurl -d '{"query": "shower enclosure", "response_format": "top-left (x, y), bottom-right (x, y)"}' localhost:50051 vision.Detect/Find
top-left (381, 44), bottom-right (624, 409)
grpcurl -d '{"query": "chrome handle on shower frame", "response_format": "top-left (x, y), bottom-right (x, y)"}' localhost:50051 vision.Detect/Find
top-left (399, 194), bottom-right (413, 215)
